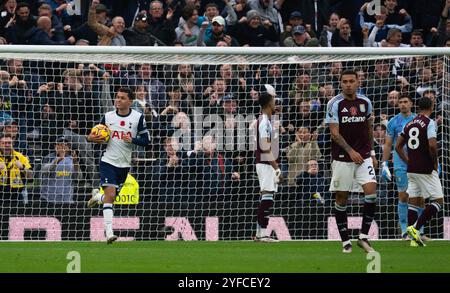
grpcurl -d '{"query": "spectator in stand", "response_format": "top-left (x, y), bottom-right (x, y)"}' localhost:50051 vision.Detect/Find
top-left (430, 0), bottom-right (450, 47)
top-left (160, 82), bottom-right (190, 116)
top-left (317, 82), bottom-right (336, 109)
top-left (5, 58), bottom-right (43, 151)
top-left (201, 1), bottom-right (237, 43)
top-left (331, 18), bottom-right (355, 47)
top-left (235, 9), bottom-right (278, 46)
top-left (47, 0), bottom-right (75, 26)
top-left (33, 82), bottom-right (65, 154)
top-left (248, 0), bottom-right (279, 34)
top-left (1, 118), bottom-right (27, 155)
top-left (318, 61), bottom-right (342, 91)
top-left (359, 2), bottom-right (412, 43)
top-left (123, 12), bottom-right (156, 46)
top-left (134, 63), bottom-right (167, 112)
top-left (147, 0), bottom-right (176, 46)
top-left (295, 159), bottom-right (326, 201)
top-left (175, 64), bottom-right (202, 108)
top-left (39, 136), bottom-right (81, 203)
top-left (364, 59), bottom-right (398, 109)
top-left (131, 83), bottom-right (154, 123)
top-left (0, 94), bottom-right (12, 123)
top-left (415, 66), bottom-right (439, 97)
top-left (258, 64), bottom-right (290, 102)
top-left (286, 126), bottom-right (322, 187)
top-left (230, 0), bottom-right (250, 23)
top-left (88, 0), bottom-right (126, 46)
top-left (373, 123), bottom-right (386, 162)
top-left (280, 0), bottom-right (330, 36)
top-left (283, 25), bottom-right (310, 47)
top-left (205, 15), bottom-right (239, 46)
top-left (288, 100), bottom-right (323, 134)
top-left (385, 90), bottom-right (400, 119)
top-left (4, 2), bottom-right (36, 44)
top-left (365, 27), bottom-right (409, 47)
top-left (38, 70), bottom-right (98, 189)
top-left (410, 30), bottom-right (426, 47)
top-left (200, 78), bottom-right (228, 112)
top-left (37, 2), bottom-right (66, 43)
top-left (26, 16), bottom-right (75, 45)
top-left (280, 11), bottom-right (316, 45)
top-left (57, 69), bottom-right (100, 137)
top-left (289, 71), bottom-right (319, 105)
top-left (384, 0), bottom-right (409, 26)
top-left (356, 68), bottom-right (367, 95)
top-left (6, 58), bottom-right (43, 95)
top-left (218, 64), bottom-right (246, 99)
top-left (184, 135), bottom-right (240, 198)
top-left (71, 3), bottom-right (109, 45)
top-left (216, 94), bottom-right (244, 161)
top-left (319, 12), bottom-right (340, 47)
top-left (0, 132), bottom-right (32, 204)
top-left (0, 0), bottom-right (16, 40)
top-left (205, 2), bottom-right (232, 23)
top-left (178, 1), bottom-right (237, 46)
top-left (153, 136), bottom-right (188, 198)
top-left (175, 4), bottom-right (207, 46)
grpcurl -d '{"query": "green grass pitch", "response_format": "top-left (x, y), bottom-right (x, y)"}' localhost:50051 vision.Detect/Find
top-left (0, 241), bottom-right (449, 273)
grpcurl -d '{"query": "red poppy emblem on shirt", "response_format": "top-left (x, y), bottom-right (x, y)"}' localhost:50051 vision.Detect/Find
top-left (120, 121), bottom-right (125, 126)
top-left (350, 107), bottom-right (358, 116)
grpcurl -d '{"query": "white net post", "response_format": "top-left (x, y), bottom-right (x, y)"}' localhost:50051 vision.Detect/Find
top-left (0, 46), bottom-right (449, 241)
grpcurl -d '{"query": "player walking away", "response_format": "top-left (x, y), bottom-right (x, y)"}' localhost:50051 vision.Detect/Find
top-left (254, 91), bottom-right (282, 243)
top-left (395, 97), bottom-right (444, 247)
top-left (326, 69), bottom-right (378, 253)
top-left (381, 95), bottom-right (428, 240)
top-left (87, 87), bottom-right (150, 244)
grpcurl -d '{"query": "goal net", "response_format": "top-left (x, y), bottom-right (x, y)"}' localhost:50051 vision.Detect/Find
top-left (0, 46), bottom-right (448, 241)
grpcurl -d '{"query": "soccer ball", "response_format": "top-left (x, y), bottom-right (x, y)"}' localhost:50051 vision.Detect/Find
top-left (91, 124), bottom-right (110, 143)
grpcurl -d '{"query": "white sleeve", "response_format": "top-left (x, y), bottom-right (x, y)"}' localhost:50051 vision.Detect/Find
top-left (427, 120), bottom-right (437, 139)
top-left (325, 100), bottom-right (339, 124)
top-left (259, 120), bottom-right (271, 139)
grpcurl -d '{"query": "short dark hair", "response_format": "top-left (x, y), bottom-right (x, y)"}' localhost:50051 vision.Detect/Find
top-left (340, 69), bottom-right (358, 81)
top-left (181, 5), bottom-right (196, 21)
top-left (411, 30), bottom-right (423, 38)
top-left (375, 123), bottom-right (387, 131)
top-left (205, 3), bottom-right (218, 10)
top-left (399, 94), bottom-right (412, 102)
top-left (16, 2), bottom-right (31, 11)
top-left (0, 133), bottom-right (12, 140)
top-left (117, 87), bottom-right (135, 100)
top-left (259, 92), bottom-right (273, 108)
top-left (418, 97), bottom-right (433, 111)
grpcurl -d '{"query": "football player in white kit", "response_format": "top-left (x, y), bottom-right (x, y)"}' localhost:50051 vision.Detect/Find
top-left (87, 87), bottom-right (150, 244)
top-left (254, 87), bottom-right (282, 242)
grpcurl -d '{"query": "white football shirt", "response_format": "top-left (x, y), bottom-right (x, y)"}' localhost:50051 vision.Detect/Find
top-left (100, 109), bottom-right (148, 168)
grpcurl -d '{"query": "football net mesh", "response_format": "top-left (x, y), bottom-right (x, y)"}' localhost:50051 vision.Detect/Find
top-left (0, 47), bottom-right (448, 241)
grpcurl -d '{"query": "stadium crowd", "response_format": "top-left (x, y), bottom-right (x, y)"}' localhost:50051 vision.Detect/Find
top-left (0, 0), bottom-right (449, 204)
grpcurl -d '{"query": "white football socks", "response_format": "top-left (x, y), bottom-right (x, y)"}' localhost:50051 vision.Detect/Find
top-left (103, 203), bottom-right (114, 238)
top-left (260, 228), bottom-right (268, 238)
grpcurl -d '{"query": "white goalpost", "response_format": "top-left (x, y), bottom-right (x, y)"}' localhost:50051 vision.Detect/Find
top-left (0, 45), bottom-right (448, 241)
